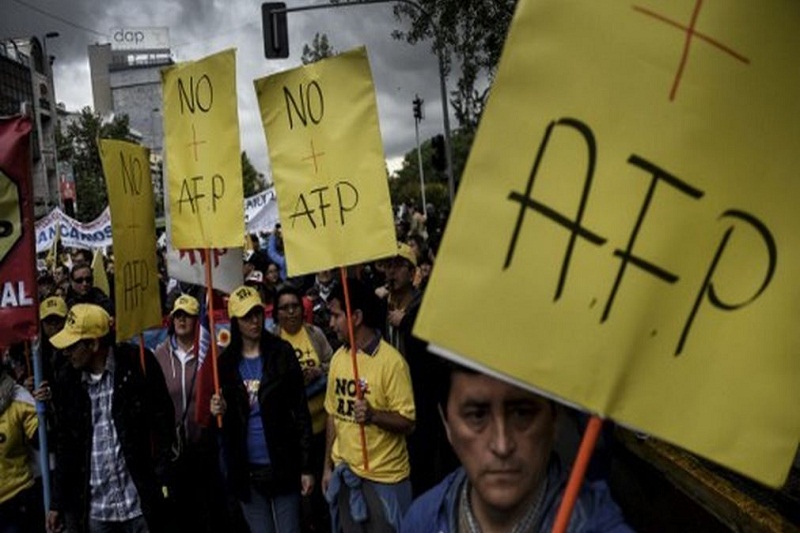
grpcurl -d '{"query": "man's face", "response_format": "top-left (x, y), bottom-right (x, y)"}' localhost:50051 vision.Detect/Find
top-left (172, 311), bottom-right (197, 339)
top-left (443, 372), bottom-right (556, 517)
top-left (71, 266), bottom-right (93, 296)
top-left (53, 267), bottom-right (67, 284)
top-left (266, 264), bottom-right (280, 284)
top-left (41, 316), bottom-right (65, 339)
top-left (385, 257), bottom-right (414, 292)
top-left (63, 339), bottom-right (96, 369)
top-left (328, 298), bottom-right (349, 344)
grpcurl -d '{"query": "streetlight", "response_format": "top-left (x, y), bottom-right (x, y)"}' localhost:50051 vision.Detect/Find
top-left (44, 32), bottom-right (59, 65)
top-left (412, 95), bottom-right (426, 210)
top-left (42, 32), bottom-right (60, 211)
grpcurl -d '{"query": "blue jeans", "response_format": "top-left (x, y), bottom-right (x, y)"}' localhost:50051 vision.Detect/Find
top-left (327, 464), bottom-right (412, 533)
top-left (239, 486), bottom-right (300, 533)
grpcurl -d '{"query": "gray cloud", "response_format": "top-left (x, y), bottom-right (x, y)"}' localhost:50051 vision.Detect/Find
top-left (4, 0), bottom-right (451, 176)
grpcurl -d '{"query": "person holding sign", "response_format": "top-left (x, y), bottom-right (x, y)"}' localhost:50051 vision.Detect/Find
top-left (210, 286), bottom-right (313, 533)
top-left (153, 294), bottom-right (228, 532)
top-left (401, 363), bottom-right (633, 533)
top-left (322, 279), bottom-right (415, 533)
top-left (46, 304), bottom-right (174, 533)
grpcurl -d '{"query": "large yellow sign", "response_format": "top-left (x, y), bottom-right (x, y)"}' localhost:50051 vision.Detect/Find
top-left (254, 47), bottom-right (396, 277)
top-left (162, 49), bottom-right (244, 248)
top-left (414, 0), bottom-right (800, 488)
top-left (98, 139), bottom-right (162, 341)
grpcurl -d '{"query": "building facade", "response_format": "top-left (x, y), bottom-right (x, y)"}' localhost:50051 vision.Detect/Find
top-left (0, 37), bottom-right (59, 217)
top-left (88, 28), bottom-right (172, 154)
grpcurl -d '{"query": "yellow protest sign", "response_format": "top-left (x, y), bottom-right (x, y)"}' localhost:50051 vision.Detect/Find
top-left (162, 49), bottom-right (244, 248)
top-left (98, 139), bottom-right (162, 341)
top-left (254, 46), bottom-right (396, 277)
top-left (414, 0), bottom-right (800, 488)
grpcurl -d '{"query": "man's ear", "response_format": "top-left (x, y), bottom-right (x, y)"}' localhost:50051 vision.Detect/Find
top-left (352, 308), bottom-right (363, 328)
top-left (438, 404), bottom-right (453, 445)
top-left (89, 338), bottom-right (101, 354)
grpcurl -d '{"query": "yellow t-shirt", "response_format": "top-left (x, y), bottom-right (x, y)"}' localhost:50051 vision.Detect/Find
top-left (0, 384), bottom-right (38, 504)
top-left (281, 327), bottom-right (327, 434)
top-left (324, 339), bottom-right (415, 483)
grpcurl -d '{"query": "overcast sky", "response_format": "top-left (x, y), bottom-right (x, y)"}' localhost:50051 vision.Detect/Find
top-left (4, 0), bottom-right (451, 176)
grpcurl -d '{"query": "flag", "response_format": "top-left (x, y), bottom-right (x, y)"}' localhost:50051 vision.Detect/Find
top-left (46, 219), bottom-right (59, 273)
top-left (0, 116), bottom-right (37, 345)
top-left (91, 248), bottom-right (110, 297)
top-left (194, 292), bottom-right (214, 426)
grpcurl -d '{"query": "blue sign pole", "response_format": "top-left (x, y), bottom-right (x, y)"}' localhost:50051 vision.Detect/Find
top-left (31, 338), bottom-right (51, 511)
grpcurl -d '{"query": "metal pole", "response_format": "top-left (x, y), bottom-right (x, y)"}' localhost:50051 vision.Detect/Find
top-left (43, 32), bottom-right (59, 211)
top-left (414, 112), bottom-right (426, 210)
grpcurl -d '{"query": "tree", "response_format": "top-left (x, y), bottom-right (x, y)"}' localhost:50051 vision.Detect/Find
top-left (332, 0), bottom-right (516, 131)
top-left (301, 33), bottom-right (336, 64)
top-left (241, 151), bottom-right (266, 197)
top-left (57, 108), bottom-right (135, 222)
top-left (390, 0), bottom-right (517, 132)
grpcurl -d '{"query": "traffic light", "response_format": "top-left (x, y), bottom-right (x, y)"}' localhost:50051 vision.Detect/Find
top-left (262, 3), bottom-right (289, 59)
top-left (412, 95), bottom-right (423, 120)
top-left (431, 134), bottom-right (446, 172)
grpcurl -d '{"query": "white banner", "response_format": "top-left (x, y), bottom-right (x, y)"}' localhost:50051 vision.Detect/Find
top-left (165, 246), bottom-right (243, 294)
top-left (244, 187), bottom-right (279, 234)
top-left (35, 208), bottom-right (113, 252)
top-left (34, 189), bottom-right (276, 255)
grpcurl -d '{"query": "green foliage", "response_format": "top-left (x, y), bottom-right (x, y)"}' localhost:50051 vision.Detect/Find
top-left (301, 33), bottom-right (336, 64)
top-left (58, 108), bottom-right (135, 222)
top-left (241, 151), bottom-right (265, 197)
top-left (390, 128), bottom-right (474, 213)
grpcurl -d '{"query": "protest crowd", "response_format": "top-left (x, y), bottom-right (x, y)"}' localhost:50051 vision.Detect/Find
top-left (0, 198), bottom-right (637, 533)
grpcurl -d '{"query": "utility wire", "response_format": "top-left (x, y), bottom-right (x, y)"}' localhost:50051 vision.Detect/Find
top-left (11, 0), bottom-right (108, 38)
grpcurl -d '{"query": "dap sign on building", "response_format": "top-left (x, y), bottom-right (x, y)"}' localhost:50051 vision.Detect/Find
top-left (255, 47), bottom-right (396, 277)
top-left (162, 49), bottom-right (244, 249)
top-left (414, 0), bottom-right (800, 488)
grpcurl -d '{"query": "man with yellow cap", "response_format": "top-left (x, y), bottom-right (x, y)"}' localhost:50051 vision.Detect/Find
top-left (46, 304), bottom-right (174, 533)
top-left (384, 243), bottom-right (458, 497)
top-left (153, 294), bottom-right (230, 531)
top-left (24, 297), bottom-right (69, 404)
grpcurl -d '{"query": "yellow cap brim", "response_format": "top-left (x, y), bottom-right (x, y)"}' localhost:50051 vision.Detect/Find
top-left (50, 329), bottom-right (83, 350)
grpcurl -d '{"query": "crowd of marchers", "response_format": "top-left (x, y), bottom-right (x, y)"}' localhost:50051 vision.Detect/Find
top-left (0, 201), bottom-right (634, 533)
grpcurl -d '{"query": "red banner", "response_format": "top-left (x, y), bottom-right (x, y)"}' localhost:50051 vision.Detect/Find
top-left (0, 116), bottom-right (37, 346)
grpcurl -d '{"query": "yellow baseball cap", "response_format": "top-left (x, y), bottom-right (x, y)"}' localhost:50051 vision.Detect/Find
top-left (396, 242), bottom-right (418, 267)
top-left (50, 304), bottom-right (111, 349)
top-left (228, 285), bottom-right (263, 319)
top-left (40, 296), bottom-right (68, 319)
top-left (171, 294), bottom-right (199, 316)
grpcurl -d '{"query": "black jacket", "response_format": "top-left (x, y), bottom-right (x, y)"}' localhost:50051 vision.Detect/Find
top-left (217, 331), bottom-right (312, 500)
top-left (51, 344), bottom-right (174, 532)
top-left (66, 286), bottom-right (115, 317)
